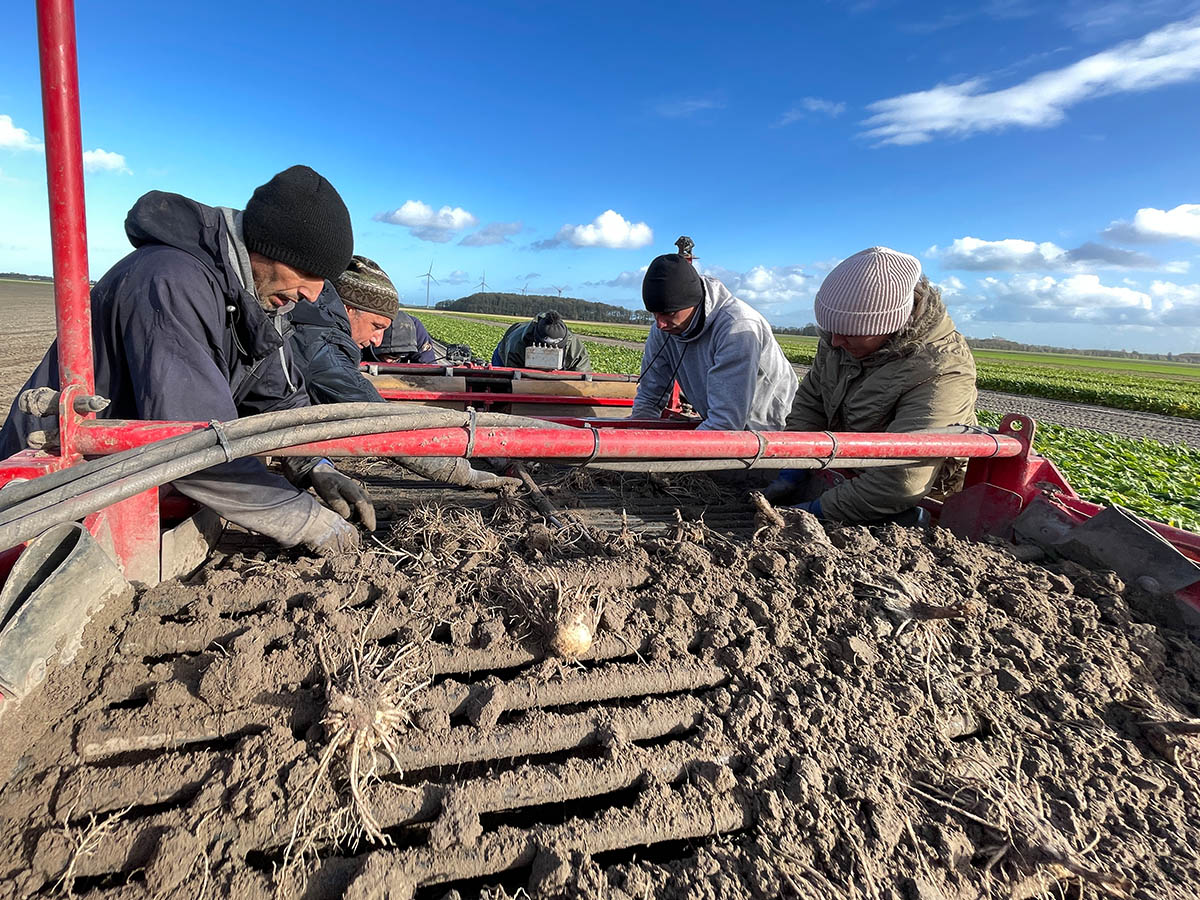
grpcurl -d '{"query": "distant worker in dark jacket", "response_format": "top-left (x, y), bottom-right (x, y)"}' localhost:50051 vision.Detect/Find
top-left (364, 313), bottom-right (438, 364)
top-left (0, 166), bottom-right (374, 555)
top-left (630, 253), bottom-right (797, 430)
top-left (491, 311), bottom-right (592, 372)
top-left (289, 257), bottom-right (511, 490)
top-left (765, 246), bottom-right (978, 524)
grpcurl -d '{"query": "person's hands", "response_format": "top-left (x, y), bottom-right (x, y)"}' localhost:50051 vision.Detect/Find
top-left (762, 469), bottom-right (809, 504)
top-left (309, 461), bottom-right (376, 531)
top-left (297, 505), bottom-right (362, 556)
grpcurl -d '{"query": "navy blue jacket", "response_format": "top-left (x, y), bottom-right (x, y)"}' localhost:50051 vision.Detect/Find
top-left (0, 192), bottom-right (319, 542)
top-left (289, 284), bottom-right (384, 405)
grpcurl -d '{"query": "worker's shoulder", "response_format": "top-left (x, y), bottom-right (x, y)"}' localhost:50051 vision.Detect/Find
top-left (713, 295), bottom-right (773, 336)
top-left (117, 243), bottom-right (223, 294)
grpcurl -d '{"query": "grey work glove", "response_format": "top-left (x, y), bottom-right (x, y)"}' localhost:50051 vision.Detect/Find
top-left (296, 505), bottom-right (362, 556)
top-left (397, 455), bottom-right (516, 491)
top-left (309, 460), bottom-right (377, 531)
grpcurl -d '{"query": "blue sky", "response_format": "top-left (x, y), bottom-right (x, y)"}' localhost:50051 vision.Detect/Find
top-left (2, 0), bottom-right (1199, 352)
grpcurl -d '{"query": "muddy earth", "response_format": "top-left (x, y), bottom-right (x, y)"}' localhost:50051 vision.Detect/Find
top-left (0, 471), bottom-right (1198, 900)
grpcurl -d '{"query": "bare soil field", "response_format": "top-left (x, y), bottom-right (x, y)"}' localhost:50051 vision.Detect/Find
top-left (0, 471), bottom-right (1198, 899)
top-left (0, 281), bottom-right (56, 418)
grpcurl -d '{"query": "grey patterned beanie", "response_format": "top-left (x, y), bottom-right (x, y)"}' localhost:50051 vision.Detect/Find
top-left (335, 255), bottom-right (399, 320)
top-left (814, 247), bottom-right (920, 336)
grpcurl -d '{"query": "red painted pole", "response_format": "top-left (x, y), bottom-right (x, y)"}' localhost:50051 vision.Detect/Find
top-left (36, 0), bottom-right (94, 401)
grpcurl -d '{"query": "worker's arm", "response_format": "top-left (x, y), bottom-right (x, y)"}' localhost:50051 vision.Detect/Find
top-left (412, 319), bottom-right (438, 364)
top-left (565, 336), bottom-right (593, 373)
top-left (785, 364), bottom-right (830, 432)
top-left (817, 369), bottom-right (977, 523)
top-left (303, 331), bottom-right (385, 405)
top-left (629, 330), bottom-right (676, 419)
top-left (121, 269), bottom-right (322, 547)
top-left (695, 322), bottom-right (762, 431)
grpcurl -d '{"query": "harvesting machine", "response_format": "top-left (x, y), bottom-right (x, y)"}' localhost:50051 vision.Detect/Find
top-left (0, 1), bottom-right (1199, 893)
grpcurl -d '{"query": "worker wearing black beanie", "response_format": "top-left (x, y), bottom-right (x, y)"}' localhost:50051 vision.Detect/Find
top-left (642, 253), bottom-right (705, 313)
top-left (244, 165), bottom-right (354, 281)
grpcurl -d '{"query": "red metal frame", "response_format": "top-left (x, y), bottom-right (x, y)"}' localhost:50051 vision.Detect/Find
top-left (375, 389), bottom-right (635, 407)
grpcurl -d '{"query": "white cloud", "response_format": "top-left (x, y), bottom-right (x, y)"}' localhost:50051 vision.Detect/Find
top-left (861, 16), bottom-right (1200, 145)
top-left (375, 200), bottom-right (479, 243)
top-left (655, 97), bottom-right (724, 118)
top-left (459, 221), bottom-right (523, 247)
top-left (585, 266), bottom-right (648, 288)
top-left (442, 269), bottom-right (471, 285)
top-left (82, 148), bottom-right (130, 174)
top-left (702, 263), bottom-right (819, 315)
top-left (939, 276), bottom-right (966, 295)
top-left (929, 235), bottom-right (1178, 271)
top-left (1103, 203), bottom-right (1200, 243)
top-left (0, 115), bottom-right (42, 152)
top-left (775, 97), bottom-right (847, 126)
top-left (952, 272), bottom-right (1200, 326)
top-left (553, 210), bottom-right (653, 250)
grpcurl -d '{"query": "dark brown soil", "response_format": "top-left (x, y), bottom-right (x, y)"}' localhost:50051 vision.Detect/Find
top-left (1, 473), bottom-right (1199, 900)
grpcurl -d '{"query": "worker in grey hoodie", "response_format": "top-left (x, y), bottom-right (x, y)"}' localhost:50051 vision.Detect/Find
top-left (630, 253), bottom-right (797, 430)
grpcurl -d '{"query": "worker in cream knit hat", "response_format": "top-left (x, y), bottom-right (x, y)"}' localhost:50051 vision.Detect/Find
top-left (764, 245), bottom-right (978, 526)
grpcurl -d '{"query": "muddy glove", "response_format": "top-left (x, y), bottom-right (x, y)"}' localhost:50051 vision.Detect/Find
top-left (763, 469), bottom-right (809, 504)
top-left (296, 505), bottom-right (362, 556)
top-left (309, 460), bottom-right (376, 531)
top-left (397, 455), bottom-right (518, 490)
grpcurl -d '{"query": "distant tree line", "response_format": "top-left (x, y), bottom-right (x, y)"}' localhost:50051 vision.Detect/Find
top-left (965, 336), bottom-right (1194, 361)
top-left (436, 293), bottom-right (653, 324)
top-left (0, 273), bottom-right (53, 282)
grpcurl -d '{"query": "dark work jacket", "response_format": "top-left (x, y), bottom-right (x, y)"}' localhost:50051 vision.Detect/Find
top-left (363, 314), bottom-right (438, 364)
top-left (289, 284), bottom-right (384, 405)
top-left (0, 192), bottom-right (321, 545)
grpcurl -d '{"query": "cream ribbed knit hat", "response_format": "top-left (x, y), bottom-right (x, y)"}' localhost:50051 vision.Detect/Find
top-left (814, 247), bottom-right (921, 336)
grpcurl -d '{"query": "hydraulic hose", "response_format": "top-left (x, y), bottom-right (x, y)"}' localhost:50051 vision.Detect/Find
top-left (0, 409), bottom-right (568, 540)
top-left (0, 403), bottom-right (472, 510)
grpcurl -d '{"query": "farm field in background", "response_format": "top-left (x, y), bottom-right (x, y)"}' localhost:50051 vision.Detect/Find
top-left (409, 310), bottom-right (1200, 531)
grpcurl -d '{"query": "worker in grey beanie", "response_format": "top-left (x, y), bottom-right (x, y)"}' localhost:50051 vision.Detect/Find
top-left (765, 247), bottom-right (978, 525)
top-left (631, 243), bottom-right (797, 431)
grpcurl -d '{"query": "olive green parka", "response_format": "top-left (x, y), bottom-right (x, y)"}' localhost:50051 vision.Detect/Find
top-left (785, 285), bottom-right (977, 523)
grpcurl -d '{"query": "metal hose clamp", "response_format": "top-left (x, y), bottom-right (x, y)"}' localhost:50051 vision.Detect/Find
top-left (745, 431), bottom-right (768, 469)
top-left (580, 424), bottom-right (601, 468)
top-left (208, 420), bottom-right (234, 462)
top-left (464, 407), bottom-right (478, 458)
top-left (818, 431), bottom-right (839, 469)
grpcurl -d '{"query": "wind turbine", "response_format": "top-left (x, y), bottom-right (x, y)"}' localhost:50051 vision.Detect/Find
top-left (477, 270), bottom-right (489, 293)
top-left (550, 285), bottom-right (565, 297)
top-left (521, 281), bottom-right (529, 296)
top-left (418, 260), bottom-right (438, 308)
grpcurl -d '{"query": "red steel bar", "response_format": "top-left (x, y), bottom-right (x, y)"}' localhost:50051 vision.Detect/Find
top-left (37, 0), bottom-right (94, 400)
top-left (74, 419), bottom-right (1024, 461)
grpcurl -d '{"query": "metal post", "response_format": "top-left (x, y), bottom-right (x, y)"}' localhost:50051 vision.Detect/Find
top-left (36, 0), bottom-right (94, 409)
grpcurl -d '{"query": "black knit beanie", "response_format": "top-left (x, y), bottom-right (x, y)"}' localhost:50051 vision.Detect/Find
top-left (527, 311), bottom-right (569, 345)
top-left (243, 165), bottom-right (353, 281)
top-left (642, 253), bottom-right (703, 313)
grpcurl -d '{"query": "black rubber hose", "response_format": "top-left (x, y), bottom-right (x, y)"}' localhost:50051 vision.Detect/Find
top-left (0, 404), bottom-right (478, 512)
top-left (0, 409), bottom-right (567, 533)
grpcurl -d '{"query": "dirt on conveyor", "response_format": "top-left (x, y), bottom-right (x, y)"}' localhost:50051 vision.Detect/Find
top-left (1, 471), bottom-right (1198, 900)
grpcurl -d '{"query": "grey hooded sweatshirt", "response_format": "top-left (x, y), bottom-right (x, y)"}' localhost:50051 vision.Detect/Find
top-left (630, 276), bottom-right (798, 430)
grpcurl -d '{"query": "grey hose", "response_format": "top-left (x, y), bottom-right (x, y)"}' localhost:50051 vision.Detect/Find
top-left (0, 403), bottom-right (480, 510)
top-left (0, 409), bottom-right (567, 543)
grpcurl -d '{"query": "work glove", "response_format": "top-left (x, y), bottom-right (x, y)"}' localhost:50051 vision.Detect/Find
top-left (296, 505), bottom-right (362, 556)
top-left (309, 460), bottom-right (376, 531)
top-left (789, 498), bottom-right (823, 519)
top-left (762, 469), bottom-right (809, 504)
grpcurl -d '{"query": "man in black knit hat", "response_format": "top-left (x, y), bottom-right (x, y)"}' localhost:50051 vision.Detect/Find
top-left (491, 310), bottom-right (592, 371)
top-left (0, 165), bottom-right (375, 555)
